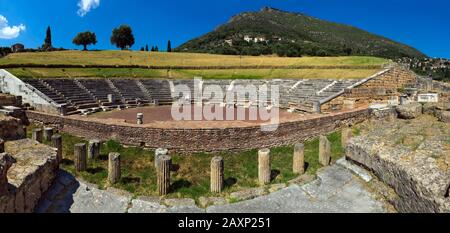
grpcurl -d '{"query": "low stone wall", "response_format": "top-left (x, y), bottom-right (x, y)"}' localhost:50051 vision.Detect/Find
top-left (27, 109), bottom-right (372, 153)
top-left (0, 139), bottom-right (58, 213)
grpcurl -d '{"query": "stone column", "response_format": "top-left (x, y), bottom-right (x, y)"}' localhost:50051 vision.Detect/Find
top-left (341, 128), bottom-right (353, 148)
top-left (107, 94), bottom-right (116, 104)
top-left (319, 136), bottom-right (331, 166)
top-left (0, 153), bottom-right (15, 196)
top-left (157, 155), bottom-right (172, 196)
top-left (155, 148), bottom-right (168, 168)
top-left (0, 139), bottom-right (4, 153)
top-left (210, 156), bottom-right (224, 193)
top-left (258, 149), bottom-right (271, 186)
top-left (43, 127), bottom-right (53, 141)
top-left (137, 113), bottom-right (144, 125)
top-left (293, 143), bottom-right (305, 175)
top-left (32, 128), bottom-right (43, 143)
top-left (74, 143), bottom-right (87, 172)
top-left (108, 152), bottom-right (121, 184)
top-left (51, 135), bottom-right (63, 164)
top-left (88, 140), bottom-right (101, 159)
top-left (312, 101), bottom-right (322, 114)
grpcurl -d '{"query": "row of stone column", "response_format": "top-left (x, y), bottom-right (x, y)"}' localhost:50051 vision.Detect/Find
top-left (31, 127), bottom-right (62, 164)
top-left (68, 127), bottom-right (353, 196)
top-left (155, 128), bottom-right (352, 195)
top-left (73, 141), bottom-right (122, 185)
top-left (73, 140), bottom-right (102, 171)
top-left (32, 127), bottom-right (54, 143)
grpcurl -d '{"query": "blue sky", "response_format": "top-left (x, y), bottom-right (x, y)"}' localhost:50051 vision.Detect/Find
top-left (0, 0), bottom-right (449, 58)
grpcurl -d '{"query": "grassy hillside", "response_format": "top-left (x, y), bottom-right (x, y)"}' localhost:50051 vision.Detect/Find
top-left (8, 67), bottom-right (381, 79)
top-left (0, 50), bottom-right (388, 79)
top-left (0, 50), bottom-right (388, 68)
top-left (177, 7), bottom-right (426, 59)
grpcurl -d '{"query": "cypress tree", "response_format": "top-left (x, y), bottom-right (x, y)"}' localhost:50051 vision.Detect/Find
top-left (167, 40), bottom-right (172, 52)
top-left (43, 26), bottom-right (53, 51)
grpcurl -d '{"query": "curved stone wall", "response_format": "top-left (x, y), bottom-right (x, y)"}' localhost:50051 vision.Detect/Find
top-left (26, 109), bottom-right (370, 153)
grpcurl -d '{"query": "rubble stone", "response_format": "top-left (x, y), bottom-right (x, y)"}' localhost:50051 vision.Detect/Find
top-left (396, 103), bottom-right (423, 119)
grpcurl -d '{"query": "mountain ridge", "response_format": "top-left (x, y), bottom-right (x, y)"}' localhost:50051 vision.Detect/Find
top-left (176, 7), bottom-right (427, 59)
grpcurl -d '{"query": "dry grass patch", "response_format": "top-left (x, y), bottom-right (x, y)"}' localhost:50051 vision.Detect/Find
top-left (1, 50), bottom-right (388, 68)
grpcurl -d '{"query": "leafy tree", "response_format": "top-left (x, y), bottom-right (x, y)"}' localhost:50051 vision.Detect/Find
top-left (286, 48), bottom-right (300, 57)
top-left (151, 46), bottom-right (155, 52)
top-left (316, 49), bottom-right (328, 57)
top-left (167, 40), bottom-right (172, 52)
top-left (110, 25), bottom-right (135, 50)
top-left (0, 47), bottom-right (12, 57)
top-left (344, 47), bottom-right (352, 56)
top-left (72, 31), bottom-right (97, 51)
top-left (42, 26), bottom-right (53, 51)
top-left (145, 44), bottom-right (149, 51)
top-left (155, 46), bottom-right (159, 52)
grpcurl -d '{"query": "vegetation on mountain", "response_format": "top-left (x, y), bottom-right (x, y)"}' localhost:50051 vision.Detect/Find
top-left (176, 7), bottom-right (426, 59)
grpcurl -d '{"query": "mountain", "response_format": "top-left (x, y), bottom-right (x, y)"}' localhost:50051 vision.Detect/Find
top-left (176, 7), bottom-right (427, 59)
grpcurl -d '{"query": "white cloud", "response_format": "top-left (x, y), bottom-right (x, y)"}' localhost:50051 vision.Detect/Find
top-left (77, 0), bottom-right (101, 17)
top-left (0, 15), bottom-right (26, 39)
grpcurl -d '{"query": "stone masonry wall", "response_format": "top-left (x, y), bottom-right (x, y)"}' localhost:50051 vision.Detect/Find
top-left (0, 139), bottom-right (58, 213)
top-left (27, 109), bottom-right (372, 153)
top-left (0, 115), bottom-right (24, 140)
top-left (321, 66), bottom-right (418, 112)
top-left (0, 94), bottom-right (21, 107)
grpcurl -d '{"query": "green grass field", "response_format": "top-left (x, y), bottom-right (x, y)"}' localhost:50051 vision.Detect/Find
top-left (1, 50), bottom-right (389, 79)
top-left (28, 126), bottom-right (347, 200)
top-left (8, 67), bottom-right (381, 79)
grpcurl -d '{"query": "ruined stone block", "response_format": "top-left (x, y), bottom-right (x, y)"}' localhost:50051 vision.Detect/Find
top-left (0, 139), bottom-right (58, 213)
top-left (0, 153), bottom-right (15, 196)
top-left (346, 116), bottom-right (450, 213)
top-left (436, 111), bottom-right (450, 123)
top-left (396, 103), bottom-right (423, 119)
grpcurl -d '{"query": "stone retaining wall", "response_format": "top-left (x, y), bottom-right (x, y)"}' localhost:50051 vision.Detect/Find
top-left (0, 139), bottom-right (58, 213)
top-left (346, 115), bottom-right (450, 213)
top-left (27, 109), bottom-right (372, 153)
top-left (321, 66), bottom-right (418, 112)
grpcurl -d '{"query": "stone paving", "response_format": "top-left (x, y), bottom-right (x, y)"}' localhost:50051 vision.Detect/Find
top-left (36, 163), bottom-right (387, 213)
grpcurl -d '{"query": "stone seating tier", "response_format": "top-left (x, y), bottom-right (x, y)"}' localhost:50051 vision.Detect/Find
top-left (23, 78), bottom-right (364, 114)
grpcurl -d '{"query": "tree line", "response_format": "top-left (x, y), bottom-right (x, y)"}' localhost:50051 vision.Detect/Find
top-left (71, 25), bottom-right (171, 52)
top-left (0, 25), bottom-right (172, 57)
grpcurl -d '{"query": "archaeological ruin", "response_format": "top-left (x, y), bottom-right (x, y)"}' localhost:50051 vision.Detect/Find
top-left (0, 64), bottom-right (449, 213)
